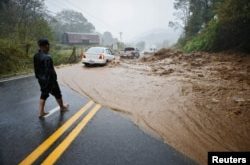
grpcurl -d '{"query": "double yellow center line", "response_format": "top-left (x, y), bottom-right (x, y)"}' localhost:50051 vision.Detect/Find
top-left (19, 100), bottom-right (101, 165)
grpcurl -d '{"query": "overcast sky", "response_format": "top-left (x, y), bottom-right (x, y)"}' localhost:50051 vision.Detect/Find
top-left (45, 0), bottom-right (177, 42)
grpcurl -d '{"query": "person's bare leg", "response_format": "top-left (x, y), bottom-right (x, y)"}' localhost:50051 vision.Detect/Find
top-left (39, 99), bottom-right (48, 117)
top-left (56, 98), bottom-right (69, 112)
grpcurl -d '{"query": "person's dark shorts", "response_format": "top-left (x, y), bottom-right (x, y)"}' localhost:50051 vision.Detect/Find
top-left (39, 80), bottom-right (62, 100)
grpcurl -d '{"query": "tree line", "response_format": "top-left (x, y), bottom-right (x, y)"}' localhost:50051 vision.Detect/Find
top-left (0, 0), bottom-right (97, 76)
top-left (0, 0), bottom-right (96, 44)
top-left (171, 0), bottom-right (250, 52)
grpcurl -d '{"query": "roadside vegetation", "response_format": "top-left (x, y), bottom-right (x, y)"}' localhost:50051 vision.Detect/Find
top-left (0, 0), bottom-right (94, 78)
top-left (171, 0), bottom-right (250, 53)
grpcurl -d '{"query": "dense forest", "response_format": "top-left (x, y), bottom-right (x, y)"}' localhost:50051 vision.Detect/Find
top-left (171, 0), bottom-right (250, 52)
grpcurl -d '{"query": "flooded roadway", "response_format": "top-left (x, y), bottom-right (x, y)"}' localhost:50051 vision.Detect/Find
top-left (56, 51), bottom-right (250, 164)
top-left (0, 75), bottom-right (195, 165)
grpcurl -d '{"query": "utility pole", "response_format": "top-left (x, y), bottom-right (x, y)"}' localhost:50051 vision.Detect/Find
top-left (119, 32), bottom-right (123, 42)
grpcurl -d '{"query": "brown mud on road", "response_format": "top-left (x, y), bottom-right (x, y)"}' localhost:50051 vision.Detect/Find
top-left (56, 49), bottom-right (250, 164)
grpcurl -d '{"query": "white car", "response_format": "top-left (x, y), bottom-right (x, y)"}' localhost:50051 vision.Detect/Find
top-left (82, 47), bottom-right (115, 66)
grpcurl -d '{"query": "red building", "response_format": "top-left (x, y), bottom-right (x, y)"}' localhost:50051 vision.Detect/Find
top-left (62, 32), bottom-right (100, 45)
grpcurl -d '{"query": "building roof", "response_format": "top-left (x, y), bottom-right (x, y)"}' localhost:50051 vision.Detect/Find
top-left (64, 32), bottom-right (100, 44)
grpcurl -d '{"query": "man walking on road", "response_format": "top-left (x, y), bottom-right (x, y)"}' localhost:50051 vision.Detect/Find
top-left (33, 39), bottom-right (68, 118)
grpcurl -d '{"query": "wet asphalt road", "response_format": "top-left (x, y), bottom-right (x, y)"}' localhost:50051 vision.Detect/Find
top-left (0, 76), bottom-right (196, 165)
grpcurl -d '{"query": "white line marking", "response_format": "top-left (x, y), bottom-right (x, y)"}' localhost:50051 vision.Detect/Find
top-left (0, 74), bottom-right (34, 83)
top-left (44, 106), bottom-right (60, 118)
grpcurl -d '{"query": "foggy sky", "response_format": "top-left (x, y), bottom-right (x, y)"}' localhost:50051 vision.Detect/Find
top-left (45, 0), bottom-right (178, 42)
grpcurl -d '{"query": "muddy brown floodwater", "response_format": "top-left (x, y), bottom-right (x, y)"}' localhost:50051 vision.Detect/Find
top-left (56, 50), bottom-right (250, 165)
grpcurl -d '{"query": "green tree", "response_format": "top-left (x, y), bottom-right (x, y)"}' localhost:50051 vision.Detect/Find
top-left (175, 0), bottom-right (217, 38)
top-left (0, 0), bottom-right (53, 43)
top-left (102, 31), bottom-right (114, 46)
top-left (0, 0), bottom-right (53, 76)
top-left (51, 10), bottom-right (95, 41)
top-left (171, 0), bottom-right (250, 52)
top-left (216, 0), bottom-right (250, 51)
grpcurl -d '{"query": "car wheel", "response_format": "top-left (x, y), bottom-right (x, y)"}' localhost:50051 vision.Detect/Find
top-left (101, 60), bottom-right (108, 66)
top-left (85, 63), bottom-right (90, 67)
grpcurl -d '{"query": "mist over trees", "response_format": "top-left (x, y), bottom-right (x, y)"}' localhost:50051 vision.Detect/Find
top-left (136, 41), bottom-right (146, 51)
top-left (0, 0), bottom-right (54, 76)
top-left (102, 31), bottom-right (114, 46)
top-left (0, 0), bottom-right (99, 76)
top-left (0, 0), bottom-right (53, 43)
top-left (50, 10), bottom-right (96, 41)
top-left (0, 2), bottom-right (97, 43)
top-left (172, 0), bottom-right (250, 52)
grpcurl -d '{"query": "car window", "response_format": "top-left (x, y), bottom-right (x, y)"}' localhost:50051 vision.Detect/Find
top-left (86, 47), bottom-right (104, 54)
top-left (106, 49), bottom-right (112, 54)
top-left (125, 47), bottom-right (135, 51)
top-left (105, 49), bottom-right (109, 54)
top-left (109, 49), bottom-right (114, 55)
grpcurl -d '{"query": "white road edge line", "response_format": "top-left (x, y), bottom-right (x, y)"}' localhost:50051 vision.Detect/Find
top-left (44, 106), bottom-right (60, 118)
top-left (0, 74), bottom-right (34, 83)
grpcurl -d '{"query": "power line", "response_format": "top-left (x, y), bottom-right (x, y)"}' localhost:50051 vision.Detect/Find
top-left (64, 0), bottom-right (116, 31)
top-left (45, 0), bottom-right (124, 41)
top-left (46, 0), bottom-right (119, 34)
top-left (46, 9), bottom-right (57, 15)
top-left (45, 0), bottom-right (69, 14)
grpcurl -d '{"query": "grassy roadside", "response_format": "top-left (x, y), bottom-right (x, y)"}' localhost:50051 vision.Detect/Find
top-left (0, 42), bottom-right (82, 79)
top-left (0, 69), bottom-right (33, 80)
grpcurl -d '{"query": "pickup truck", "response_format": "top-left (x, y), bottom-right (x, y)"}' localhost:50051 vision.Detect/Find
top-left (120, 47), bottom-right (140, 59)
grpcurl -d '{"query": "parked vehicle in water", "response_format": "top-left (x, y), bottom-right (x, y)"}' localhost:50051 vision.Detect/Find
top-left (120, 47), bottom-right (140, 59)
top-left (82, 47), bottom-right (115, 66)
